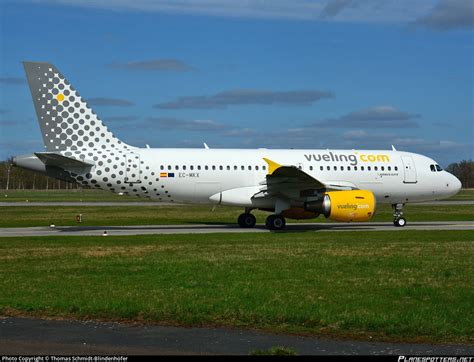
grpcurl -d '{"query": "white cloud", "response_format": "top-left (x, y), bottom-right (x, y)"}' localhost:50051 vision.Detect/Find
top-left (415, 0), bottom-right (474, 30)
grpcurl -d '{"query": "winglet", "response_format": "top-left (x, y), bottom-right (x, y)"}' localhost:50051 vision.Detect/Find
top-left (263, 158), bottom-right (281, 175)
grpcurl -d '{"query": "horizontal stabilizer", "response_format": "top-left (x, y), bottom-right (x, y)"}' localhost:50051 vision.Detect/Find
top-left (34, 152), bottom-right (94, 169)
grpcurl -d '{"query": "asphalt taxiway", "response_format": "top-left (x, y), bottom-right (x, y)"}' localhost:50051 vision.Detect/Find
top-left (0, 221), bottom-right (473, 237)
top-left (1, 317), bottom-right (473, 355)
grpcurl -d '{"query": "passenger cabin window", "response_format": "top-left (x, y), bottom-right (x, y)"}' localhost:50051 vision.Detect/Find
top-left (227, 166), bottom-right (230, 170)
top-left (374, 166), bottom-right (378, 171)
top-left (190, 165), bottom-right (194, 170)
top-left (340, 166), bottom-right (344, 171)
top-left (241, 166), bottom-right (245, 170)
top-left (183, 165), bottom-right (186, 170)
top-left (219, 166), bottom-right (223, 170)
top-left (234, 165), bottom-right (238, 170)
top-left (354, 166), bottom-right (357, 171)
top-left (327, 166), bottom-right (330, 171)
top-left (388, 166), bottom-right (391, 171)
top-left (309, 166), bottom-right (313, 171)
top-left (197, 165), bottom-right (201, 170)
top-left (168, 165), bottom-right (171, 170)
top-left (160, 165), bottom-right (164, 170)
top-left (212, 166), bottom-right (216, 170)
top-left (320, 166), bottom-right (324, 171)
top-left (395, 166), bottom-right (398, 171)
top-left (361, 166), bottom-right (365, 171)
top-left (262, 165), bottom-right (266, 171)
top-left (205, 166), bottom-right (209, 170)
top-left (255, 166), bottom-right (259, 171)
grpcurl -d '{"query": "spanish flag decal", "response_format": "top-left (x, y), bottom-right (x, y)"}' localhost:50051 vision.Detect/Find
top-left (160, 172), bottom-right (168, 177)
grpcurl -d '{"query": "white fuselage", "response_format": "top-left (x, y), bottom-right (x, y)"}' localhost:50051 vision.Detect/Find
top-left (116, 148), bottom-right (461, 207)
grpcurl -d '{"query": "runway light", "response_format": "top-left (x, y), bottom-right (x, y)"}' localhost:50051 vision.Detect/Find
top-left (50, 224), bottom-right (55, 228)
top-left (76, 214), bottom-right (82, 223)
top-left (102, 231), bottom-right (108, 236)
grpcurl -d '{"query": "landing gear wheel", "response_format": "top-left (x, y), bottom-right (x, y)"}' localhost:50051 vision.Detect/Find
top-left (392, 203), bottom-right (406, 228)
top-left (265, 214), bottom-right (286, 231)
top-left (237, 213), bottom-right (256, 228)
top-left (394, 217), bottom-right (406, 227)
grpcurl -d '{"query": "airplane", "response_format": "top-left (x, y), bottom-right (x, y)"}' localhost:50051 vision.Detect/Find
top-left (13, 62), bottom-right (462, 230)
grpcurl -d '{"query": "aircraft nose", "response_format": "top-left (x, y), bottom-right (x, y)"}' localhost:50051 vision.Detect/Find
top-left (452, 175), bottom-right (462, 194)
top-left (445, 173), bottom-right (462, 197)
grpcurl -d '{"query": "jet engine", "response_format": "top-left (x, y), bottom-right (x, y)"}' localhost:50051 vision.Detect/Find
top-left (304, 190), bottom-right (376, 222)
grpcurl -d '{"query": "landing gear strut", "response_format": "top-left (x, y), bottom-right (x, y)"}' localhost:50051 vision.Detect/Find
top-left (237, 209), bottom-right (256, 228)
top-left (392, 203), bottom-right (406, 227)
top-left (265, 214), bottom-right (286, 231)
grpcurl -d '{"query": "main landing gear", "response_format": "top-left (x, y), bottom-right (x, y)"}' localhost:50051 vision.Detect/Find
top-left (237, 210), bottom-right (256, 228)
top-left (265, 214), bottom-right (286, 231)
top-left (236, 209), bottom-right (287, 231)
top-left (392, 203), bottom-right (407, 227)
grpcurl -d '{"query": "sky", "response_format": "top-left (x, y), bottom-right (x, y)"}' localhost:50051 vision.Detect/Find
top-left (0, 0), bottom-right (473, 166)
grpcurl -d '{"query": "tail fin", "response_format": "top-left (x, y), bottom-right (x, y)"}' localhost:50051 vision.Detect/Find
top-left (23, 61), bottom-right (131, 154)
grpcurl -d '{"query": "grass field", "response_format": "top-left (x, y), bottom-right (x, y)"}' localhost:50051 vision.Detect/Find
top-left (1, 188), bottom-right (474, 202)
top-left (0, 203), bottom-right (472, 228)
top-left (0, 189), bottom-right (153, 202)
top-left (0, 231), bottom-right (472, 344)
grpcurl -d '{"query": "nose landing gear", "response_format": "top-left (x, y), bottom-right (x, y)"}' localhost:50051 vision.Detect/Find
top-left (392, 203), bottom-right (407, 227)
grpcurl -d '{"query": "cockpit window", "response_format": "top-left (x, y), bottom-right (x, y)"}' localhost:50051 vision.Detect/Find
top-left (435, 164), bottom-right (442, 172)
top-left (430, 165), bottom-right (436, 172)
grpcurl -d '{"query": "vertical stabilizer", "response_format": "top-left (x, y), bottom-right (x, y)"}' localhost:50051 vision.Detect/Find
top-left (23, 61), bottom-right (131, 154)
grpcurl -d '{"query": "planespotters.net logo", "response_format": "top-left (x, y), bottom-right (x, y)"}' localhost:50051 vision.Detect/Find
top-left (398, 357), bottom-right (473, 362)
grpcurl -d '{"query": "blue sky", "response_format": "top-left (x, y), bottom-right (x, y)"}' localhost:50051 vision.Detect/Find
top-left (0, 0), bottom-right (472, 166)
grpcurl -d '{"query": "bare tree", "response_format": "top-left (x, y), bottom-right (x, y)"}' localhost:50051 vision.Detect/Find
top-left (446, 160), bottom-right (474, 188)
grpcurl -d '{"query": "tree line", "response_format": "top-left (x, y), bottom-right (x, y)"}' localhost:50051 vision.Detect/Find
top-left (445, 160), bottom-right (474, 188)
top-left (0, 157), bottom-right (473, 190)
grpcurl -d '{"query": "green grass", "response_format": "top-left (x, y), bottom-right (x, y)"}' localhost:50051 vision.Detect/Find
top-left (1, 188), bottom-right (473, 202)
top-left (446, 188), bottom-right (474, 201)
top-left (0, 231), bottom-right (472, 344)
top-left (250, 347), bottom-right (298, 356)
top-left (0, 189), bottom-right (153, 202)
top-left (0, 203), bottom-right (472, 228)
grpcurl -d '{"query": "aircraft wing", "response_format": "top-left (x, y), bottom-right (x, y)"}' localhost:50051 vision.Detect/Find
top-left (255, 158), bottom-right (355, 202)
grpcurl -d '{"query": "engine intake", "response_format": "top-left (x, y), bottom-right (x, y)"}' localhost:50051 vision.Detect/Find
top-left (304, 190), bottom-right (376, 222)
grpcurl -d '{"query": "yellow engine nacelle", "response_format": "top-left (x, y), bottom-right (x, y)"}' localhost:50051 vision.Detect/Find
top-left (304, 190), bottom-right (376, 222)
